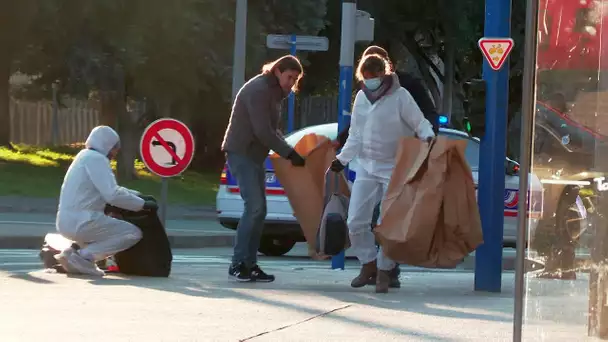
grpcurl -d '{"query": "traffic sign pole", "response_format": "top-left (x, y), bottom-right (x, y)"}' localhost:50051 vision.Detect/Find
top-left (266, 34), bottom-right (329, 133)
top-left (159, 177), bottom-right (169, 226)
top-left (474, 0), bottom-right (512, 293)
top-left (333, 0), bottom-right (357, 271)
top-left (288, 34), bottom-right (297, 133)
top-left (140, 118), bottom-right (195, 226)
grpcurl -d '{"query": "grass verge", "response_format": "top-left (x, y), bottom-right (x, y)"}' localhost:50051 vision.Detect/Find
top-left (0, 144), bottom-right (220, 206)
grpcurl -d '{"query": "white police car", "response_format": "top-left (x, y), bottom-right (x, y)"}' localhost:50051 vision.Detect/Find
top-left (216, 123), bottom-right (543, 256)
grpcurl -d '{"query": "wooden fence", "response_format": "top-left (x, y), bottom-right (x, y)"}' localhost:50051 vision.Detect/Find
top-left (10, 99), bottom-right (100, 146)
top-left (9, 95), bottom-right (339, 146)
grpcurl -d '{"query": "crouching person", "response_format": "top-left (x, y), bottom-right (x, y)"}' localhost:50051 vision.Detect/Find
top-left (54, 126), bottom-right (157, 276)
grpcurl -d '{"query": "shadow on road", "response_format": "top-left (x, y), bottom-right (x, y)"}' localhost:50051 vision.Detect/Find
top-left (83, 269), bottom-right (515, 341)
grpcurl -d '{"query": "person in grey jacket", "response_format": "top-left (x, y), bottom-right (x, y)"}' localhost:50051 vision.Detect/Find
top-left (222, 55), bottom-right (306, 283)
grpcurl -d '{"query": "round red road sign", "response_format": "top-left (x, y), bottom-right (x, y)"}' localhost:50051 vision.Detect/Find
top-left (139, 118), bottom-right (195, 177)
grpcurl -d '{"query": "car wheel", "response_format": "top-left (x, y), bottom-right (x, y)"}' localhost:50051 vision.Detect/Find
top-left (258, 237), bottom-right (296, 257)
top-left (534, 186), bottom-right (586, 278)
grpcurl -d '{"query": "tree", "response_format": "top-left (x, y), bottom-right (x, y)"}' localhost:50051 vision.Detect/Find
top-left (0, 0), bottom-right (39, 147)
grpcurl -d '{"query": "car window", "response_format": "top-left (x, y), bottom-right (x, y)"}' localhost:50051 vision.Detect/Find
top-left (439, 132), bottom-right (480, 169)
top-left (284, 123), bottom-right (338, 146)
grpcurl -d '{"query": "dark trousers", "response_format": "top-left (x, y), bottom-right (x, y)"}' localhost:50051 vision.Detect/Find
top-left (226, 153), bottom-right (267, 267)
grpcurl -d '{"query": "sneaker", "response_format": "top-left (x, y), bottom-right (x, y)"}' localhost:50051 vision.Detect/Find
top-left (54, 247), bottom-right (79, 274)
top-left (251, 265), bottom-right (275, 283)
top-left (229, 263), bottom-right (252, 282)
top-left (66, 251), bottom-right (105, 277)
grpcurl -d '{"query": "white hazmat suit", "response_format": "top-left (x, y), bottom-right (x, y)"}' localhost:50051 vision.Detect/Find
top-left (337, 73), bottom-right (435, 271)
top-left (55, 126), bottom-right (145, 275)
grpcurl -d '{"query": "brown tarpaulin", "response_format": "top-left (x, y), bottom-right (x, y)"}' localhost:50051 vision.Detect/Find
top-left (374, 137), bottom-right (483, 268)
top-left (270, 134), bottom-right (351, 260)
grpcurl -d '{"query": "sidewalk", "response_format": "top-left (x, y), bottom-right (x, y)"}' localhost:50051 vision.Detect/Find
top-left (0, 259), bottom-right (596, 341)
top-left (0, 195), bottom-right (216, 220)
top-left (0, 212), bottom-right (234, 249)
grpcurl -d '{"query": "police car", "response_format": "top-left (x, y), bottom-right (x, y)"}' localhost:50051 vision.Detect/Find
top-left (216, 123), bottom-right (544, 256)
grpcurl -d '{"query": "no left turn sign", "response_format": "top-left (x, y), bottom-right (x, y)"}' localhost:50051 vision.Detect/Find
top-left (140, 118), bottom-right (195, 177)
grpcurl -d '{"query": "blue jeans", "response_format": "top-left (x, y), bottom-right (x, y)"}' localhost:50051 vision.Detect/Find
top-left (226, 153), bottom-right (267, 267)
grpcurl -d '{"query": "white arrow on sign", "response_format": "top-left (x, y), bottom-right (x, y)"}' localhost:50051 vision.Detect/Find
top-left (266, 34), bottom-right (329, 52)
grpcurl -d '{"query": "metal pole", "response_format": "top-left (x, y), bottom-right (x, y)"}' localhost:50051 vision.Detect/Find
top-left (332, 0), bottom-right (357, 270)
top-left (474, 0), bottom-right (512, 292)
top-left (231, 0), bottom-right (247, 103)
top-left (159, 177), bottom-right (169, 227)
top-left (288, 34), bottom-right (297, 133)
top-left (513, 0), bottom-right (539, 339)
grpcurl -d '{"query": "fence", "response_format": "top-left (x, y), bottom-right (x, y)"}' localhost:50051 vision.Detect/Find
top-left (10, 95), bottom-right (339, 146)
top-left (10, 98), bottom-right (100, 146)
top-left (281, 96), bottom-right (339, 130)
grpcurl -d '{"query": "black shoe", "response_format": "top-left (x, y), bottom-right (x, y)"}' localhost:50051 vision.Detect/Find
top-left (229, 263), bottom-right (252, 282)
top-left (251, 265), bottom-right (275, 283)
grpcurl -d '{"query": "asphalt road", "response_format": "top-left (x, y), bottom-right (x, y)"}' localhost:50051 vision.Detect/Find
top-left (0, 245), bottom-right (595, 341)
top-left (0, 244), bottom-right (478, 275)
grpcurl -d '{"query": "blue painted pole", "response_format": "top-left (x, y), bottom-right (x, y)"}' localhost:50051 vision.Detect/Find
top-left (287, 34), bottom-right (297, 133)
top-left (474, 0), bottom-right (512, 292)
top-left (332, 0), bottom-right (357, 270)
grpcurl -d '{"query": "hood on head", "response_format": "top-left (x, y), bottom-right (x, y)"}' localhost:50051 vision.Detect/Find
top-left (388, 73), bottom-right (401, 94)
top-left (85, 126), bottom-right (120, 156)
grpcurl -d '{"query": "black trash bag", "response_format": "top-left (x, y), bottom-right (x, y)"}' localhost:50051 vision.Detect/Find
top-left (105, 204), bottom-right (173, 277)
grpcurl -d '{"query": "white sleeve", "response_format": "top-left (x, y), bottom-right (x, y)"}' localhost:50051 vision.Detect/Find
top-left (398, 88), bottom-right (435, 140)
top-left (336, 91), bottom-right (364, 165)
top-left (84, 157), bottom-right (145, 212)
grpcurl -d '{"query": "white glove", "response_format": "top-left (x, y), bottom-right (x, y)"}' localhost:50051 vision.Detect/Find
top-left (417, 123), bottom-right (435, 142)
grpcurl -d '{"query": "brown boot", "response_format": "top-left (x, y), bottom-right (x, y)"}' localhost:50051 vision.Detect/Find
top-left (351, 261), bottom-right (377, 288)
top-left (376, 270), bottom-right (391, 293)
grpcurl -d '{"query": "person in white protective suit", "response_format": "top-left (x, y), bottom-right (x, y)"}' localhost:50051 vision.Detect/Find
top-left (330, 54), bottom-right (435, 293)
top-left (54, 125), bottom-right (158, 276)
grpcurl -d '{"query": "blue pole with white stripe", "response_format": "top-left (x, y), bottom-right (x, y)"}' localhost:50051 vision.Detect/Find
top-left (332, 0), bottom-right (357, 270)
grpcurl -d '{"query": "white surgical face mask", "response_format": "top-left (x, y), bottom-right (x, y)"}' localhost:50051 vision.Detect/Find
top-left (363, 77), bottom-right (382, 91)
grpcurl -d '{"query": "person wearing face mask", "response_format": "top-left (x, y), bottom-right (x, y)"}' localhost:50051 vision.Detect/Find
top-left (335, 45), bottom-right (438, 148)
top-left (54, 126), bottom-right (157, 276)
top-left (333, 45), bottom-right (439, 289)
top-left (222, 55), bottom-right (307, 283)
top-left (330, 54), bottom-right (435, 293)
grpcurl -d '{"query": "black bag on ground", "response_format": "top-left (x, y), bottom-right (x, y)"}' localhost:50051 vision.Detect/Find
top-left (106, 205), bottom-right (173, 277)
top-left (315, 169), bottom-right (349, 256)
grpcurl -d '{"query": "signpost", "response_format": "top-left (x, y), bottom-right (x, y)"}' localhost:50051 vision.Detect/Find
top-left (478, 38), bottom-right (514, 71)
top-left (140, 118), bottom-right (195, 226)
top-left (330, 1), bottom-right (375, 270)
top-left (474, 0), bottom-right (514, 294)
top-left (266, 34), bottom-right (329, 133)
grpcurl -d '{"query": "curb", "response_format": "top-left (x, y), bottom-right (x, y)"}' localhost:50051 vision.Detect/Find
top-left (0, 235), bottom-right (235, 250)
top-left (0, 205), bottom-right (218, 221)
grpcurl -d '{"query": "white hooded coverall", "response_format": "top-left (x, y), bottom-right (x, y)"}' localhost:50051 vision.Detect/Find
top-left (336, 73), bottom-right (435, 271)
top-left (56, 126), bottom-right (145, 262)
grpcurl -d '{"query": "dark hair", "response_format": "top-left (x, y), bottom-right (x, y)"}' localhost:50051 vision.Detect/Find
top-left (262, 55), bottom-right (304, 92)
top-left (355, 54), bottom-right (391, 81)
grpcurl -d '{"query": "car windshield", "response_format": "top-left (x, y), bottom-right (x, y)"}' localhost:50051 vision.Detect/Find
top-left (284, 123), bottom-right (339, 147)
top-left (280, 124), bottom-right (481, 169)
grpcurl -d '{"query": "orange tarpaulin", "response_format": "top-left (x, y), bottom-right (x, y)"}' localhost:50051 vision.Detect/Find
top-left (270, 133), bottom-right (351, 259)
top-left (374, 137), bottom-right (483, 268)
